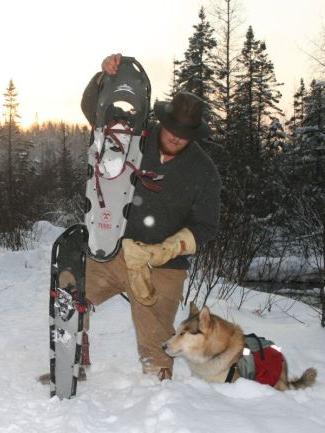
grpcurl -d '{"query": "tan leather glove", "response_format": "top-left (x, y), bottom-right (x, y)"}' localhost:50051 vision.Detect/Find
top-left (122, 239), bottom-right (158, 306)
top-left (145, 228), bottom-right (196, 267)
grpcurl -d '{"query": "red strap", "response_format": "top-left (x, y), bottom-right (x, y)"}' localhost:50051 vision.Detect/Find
top-left (104, 120), bottom-right (133, 155)
top-left (126, 161), bottom-right (163, 192)
top-left (94, 154), bottom-right (106, 208)
top-left (74, 302), bottom-right (88, 313)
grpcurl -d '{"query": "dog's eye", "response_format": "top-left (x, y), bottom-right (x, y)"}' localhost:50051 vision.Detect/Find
top-left (190, 330), bottom-right (202, 335)
top-left (179, 331), bottom-right (186, 336)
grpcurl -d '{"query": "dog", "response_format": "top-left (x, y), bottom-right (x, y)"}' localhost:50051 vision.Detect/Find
top-left (163, 303), bottom-right (317, 391)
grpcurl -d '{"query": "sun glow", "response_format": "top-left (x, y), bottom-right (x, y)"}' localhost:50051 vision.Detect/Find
top-left (1, 0), bottom-right (324, 128)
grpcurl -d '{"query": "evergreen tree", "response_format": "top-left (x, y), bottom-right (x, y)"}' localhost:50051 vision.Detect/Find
top-left (220, 26), bottom-right (284, 236)
top-left (265, 117), bottom-right (286, 158)
top-left (233, 27), bottom-right (283, 156)
top-left (168, 58), bottom-right (179, 99)
top-left (57, 122), bottom-right (76, 199)
top-left (210, 0), bottom-right (243, 146)
top-left (2, 80), bottom-right (20, 213)
top-left (0, 80), bottom-right (36, 249)
top-left (286, 78), bottom-right (306, 145)
top-left (294, 80), bottom-right (325, 189)
top-left (174, 7), bottom-right (218, 123)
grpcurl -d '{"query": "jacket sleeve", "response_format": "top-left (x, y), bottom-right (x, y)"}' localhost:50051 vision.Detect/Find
top-left (185, 164), bottom-right (222, 247)
top-left (80, 72), bottom-right (104, 126)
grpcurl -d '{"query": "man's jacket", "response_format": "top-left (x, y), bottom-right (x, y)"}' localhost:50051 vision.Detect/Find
top-left (81, 73), bottom-right (222, 269)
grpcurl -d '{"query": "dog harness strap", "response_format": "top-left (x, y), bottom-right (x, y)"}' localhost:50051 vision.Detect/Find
top-left (245, 333), bottom-right (265, 360)
top-left (225, 363), bottom-right (237, 383)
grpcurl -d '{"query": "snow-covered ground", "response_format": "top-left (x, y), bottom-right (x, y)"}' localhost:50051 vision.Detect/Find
top-left (247, 254), bottom-right (323, 283)
top-left (0, 221), bottom-right (324, 433)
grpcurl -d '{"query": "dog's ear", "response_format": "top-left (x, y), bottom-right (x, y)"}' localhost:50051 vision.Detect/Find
top-left (199, 306), bottom-right (211, 330)
top-left (189, 301), bottom-right (199, 317)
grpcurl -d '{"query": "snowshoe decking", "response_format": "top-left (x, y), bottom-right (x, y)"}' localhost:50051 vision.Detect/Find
top-left (85, 57), bottom-right (151, 261)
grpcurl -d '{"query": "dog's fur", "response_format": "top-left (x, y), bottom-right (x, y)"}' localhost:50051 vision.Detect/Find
top-left (163, 303), bottom-right (317, 390)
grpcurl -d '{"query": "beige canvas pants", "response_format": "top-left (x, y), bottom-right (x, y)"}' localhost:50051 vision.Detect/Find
top-left (85, 251), bottom-right (187, 374)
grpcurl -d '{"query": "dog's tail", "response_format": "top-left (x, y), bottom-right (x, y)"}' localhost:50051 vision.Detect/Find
top-left (288, 368), bottom-right (317, 390)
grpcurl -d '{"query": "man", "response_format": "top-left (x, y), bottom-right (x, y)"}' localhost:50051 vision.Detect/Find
top-left (81, 53), bottom-right (221, 380)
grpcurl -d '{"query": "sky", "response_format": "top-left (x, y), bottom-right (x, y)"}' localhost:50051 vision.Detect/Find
top-left (0, 0), bottom-right (324, 126)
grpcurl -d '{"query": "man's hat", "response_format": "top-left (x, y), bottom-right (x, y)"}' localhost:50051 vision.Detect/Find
top-left (154, 92), bottom-right (210, 139)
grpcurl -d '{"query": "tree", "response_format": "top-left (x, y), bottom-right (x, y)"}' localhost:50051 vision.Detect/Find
top-left (2, 80), bottom-right (20, 213)
top-left (290, 79), bottom-right (325, 189)
top-left (264, 117), bottom-right (286, 158)
top-left (233, 27), bottom-right (283, 156)
top-left (286, 78), bottom-right (306, 145)
top-left (173, 7), bottom-right (218, 123)
top-left (0, 80), bottom-right (36, 249)
top-left (208, 0), bottom-right (243, 146)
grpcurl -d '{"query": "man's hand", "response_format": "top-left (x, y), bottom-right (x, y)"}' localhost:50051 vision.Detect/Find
top-left (122, 239), bottom-right (157, 306)
top-left (101, 53), bottom-right (122, 75)
top-left (145, 228), bottom-right (197, 267)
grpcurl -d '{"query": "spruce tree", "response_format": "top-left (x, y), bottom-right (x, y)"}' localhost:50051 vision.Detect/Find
top-left (0, 80), bottom-right (36, 248)
top-left (286, 78), bottom-right (306, 145)
top-left (223, 26), bottom-right (284, 229)
top-left (174, 7), bottom-right (218, 123)
top-left (210, 0), bottom-right (243, 146)
top-left (294, 80), bottom-right (325, 190)
top-left (233, 26), bottom-right (283, 156)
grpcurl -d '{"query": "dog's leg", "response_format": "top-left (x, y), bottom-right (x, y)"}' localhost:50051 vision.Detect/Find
top-left (274, 361), bottom-right (289, 391)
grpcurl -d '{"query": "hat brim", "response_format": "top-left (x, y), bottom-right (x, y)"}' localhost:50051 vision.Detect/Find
top-left (154, 101), bottom-right (210, 139)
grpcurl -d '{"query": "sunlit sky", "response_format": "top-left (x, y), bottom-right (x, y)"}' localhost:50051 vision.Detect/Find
top-left (1, 0), bottom-right (324, 127)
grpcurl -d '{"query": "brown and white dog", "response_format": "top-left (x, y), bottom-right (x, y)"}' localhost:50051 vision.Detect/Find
top-left (163, 303), bottom-right (317, 391)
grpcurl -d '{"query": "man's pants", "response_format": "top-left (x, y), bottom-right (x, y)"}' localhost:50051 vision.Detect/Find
top-left (85, 252), bottom-right (187, 374)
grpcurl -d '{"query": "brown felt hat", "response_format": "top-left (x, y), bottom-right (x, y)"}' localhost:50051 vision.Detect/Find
top-left (154, 92), bottom-right (210, 139)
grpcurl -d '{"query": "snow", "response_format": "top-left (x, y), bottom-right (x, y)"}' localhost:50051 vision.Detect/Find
top-left (1, 221), bottom-right (325, 433)
top-left (247, 254), bottom-right (322, 283)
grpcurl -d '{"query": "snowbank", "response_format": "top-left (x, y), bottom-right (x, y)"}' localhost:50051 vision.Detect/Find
top-left (247, 254), bottom-right (323, 283)
top-left (0, 222), bottom-right (324, 433)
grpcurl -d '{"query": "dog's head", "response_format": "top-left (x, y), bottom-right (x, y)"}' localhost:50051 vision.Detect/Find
top-left (162, 303), bottom-right (231, 364)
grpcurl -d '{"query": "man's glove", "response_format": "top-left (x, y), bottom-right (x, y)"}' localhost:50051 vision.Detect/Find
top-left (122, 239), bottom-right (158, 306)
top-left (145, 228), bottom-right (196, 267)
top-left (122, 228), bottom-right (196, 305)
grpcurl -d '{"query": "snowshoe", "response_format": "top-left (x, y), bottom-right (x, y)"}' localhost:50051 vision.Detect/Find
top-left (85, 56), bottom-right (151, 261)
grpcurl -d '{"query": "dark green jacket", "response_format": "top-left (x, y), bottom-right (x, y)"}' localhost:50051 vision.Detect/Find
top-left (81, 74), bottom-right (222, 269)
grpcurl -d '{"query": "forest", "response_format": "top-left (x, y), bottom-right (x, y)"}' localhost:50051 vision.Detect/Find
top-left (0, 2), bottom-right (324, 324)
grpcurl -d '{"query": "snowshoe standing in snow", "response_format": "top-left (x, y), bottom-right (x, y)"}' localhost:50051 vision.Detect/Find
top-left (48, 224), bottom-right (89, 399)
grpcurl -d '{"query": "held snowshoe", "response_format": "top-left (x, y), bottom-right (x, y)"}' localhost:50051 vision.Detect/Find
top-left (85, 56), bottom-right (152, 261)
